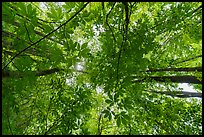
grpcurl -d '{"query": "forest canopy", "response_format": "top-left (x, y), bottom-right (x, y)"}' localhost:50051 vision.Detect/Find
top-left (2, 2), bottom-right (202, 135)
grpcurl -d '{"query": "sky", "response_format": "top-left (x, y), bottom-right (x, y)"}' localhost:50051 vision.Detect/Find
top-left (178, 83), bottom-right (198, 93)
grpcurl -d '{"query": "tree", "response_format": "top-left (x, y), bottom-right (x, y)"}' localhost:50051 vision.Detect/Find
top-left (2, 2), bottom-right (202, 135)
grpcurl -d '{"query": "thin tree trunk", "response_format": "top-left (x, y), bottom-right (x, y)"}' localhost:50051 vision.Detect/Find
top-left (132, 76), bottom-right (202, 84)
top-left (144, 90), bottom-right (202, 98)
top-left (2, 68), bottom-right (89, 79)
top-left (2, 68), bottom-right (62, 78)
top-left (146, 67), bottom-right (202, 72)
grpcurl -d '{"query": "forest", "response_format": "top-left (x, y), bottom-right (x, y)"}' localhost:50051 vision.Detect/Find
top-left (2, 2), bottom-right (202, 135)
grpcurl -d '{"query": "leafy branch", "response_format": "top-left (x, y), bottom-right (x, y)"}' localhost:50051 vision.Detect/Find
top-left (3, 20), bottom-right (64, 45)
top-left (150, 4), bottom-right (202, 30)
top-left (9, 5), bottom-right (44, 30)
top-left (3, 2), bottom-right (89, 70)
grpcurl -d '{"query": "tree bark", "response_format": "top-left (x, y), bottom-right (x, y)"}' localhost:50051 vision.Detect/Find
top-left (132, 75), bottom-right (202, 84)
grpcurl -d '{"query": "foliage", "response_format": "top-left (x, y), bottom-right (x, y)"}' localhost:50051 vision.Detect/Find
top-left (2, 2), bottom-right (202, 135)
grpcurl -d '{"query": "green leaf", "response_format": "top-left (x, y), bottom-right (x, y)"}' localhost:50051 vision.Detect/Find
top-left (121, 111), bottom-right (126, 116)
top-left (105, 99), bottom-right (112, 104)
top-left (121, 117), bottom-right (128, 125)
top-left (108, 113), bottom-right (112, 121)
top-left (43, 24), bottom-right (54, 33)
top-left (116, 117), bottom-right (121, 127)
top-left (102, 110), bottom-right (109, 115)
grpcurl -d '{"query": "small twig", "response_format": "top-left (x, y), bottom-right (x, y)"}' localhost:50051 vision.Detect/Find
top-left (11, 61), bottom-right (21, 71)
top-left (24, 21), bottom-right (34, 43)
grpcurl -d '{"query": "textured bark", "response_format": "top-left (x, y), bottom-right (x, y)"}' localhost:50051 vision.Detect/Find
top-left (133, 75), bottom-right (202, 84)
top-left (144, 90), bottom-right (202, 98)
